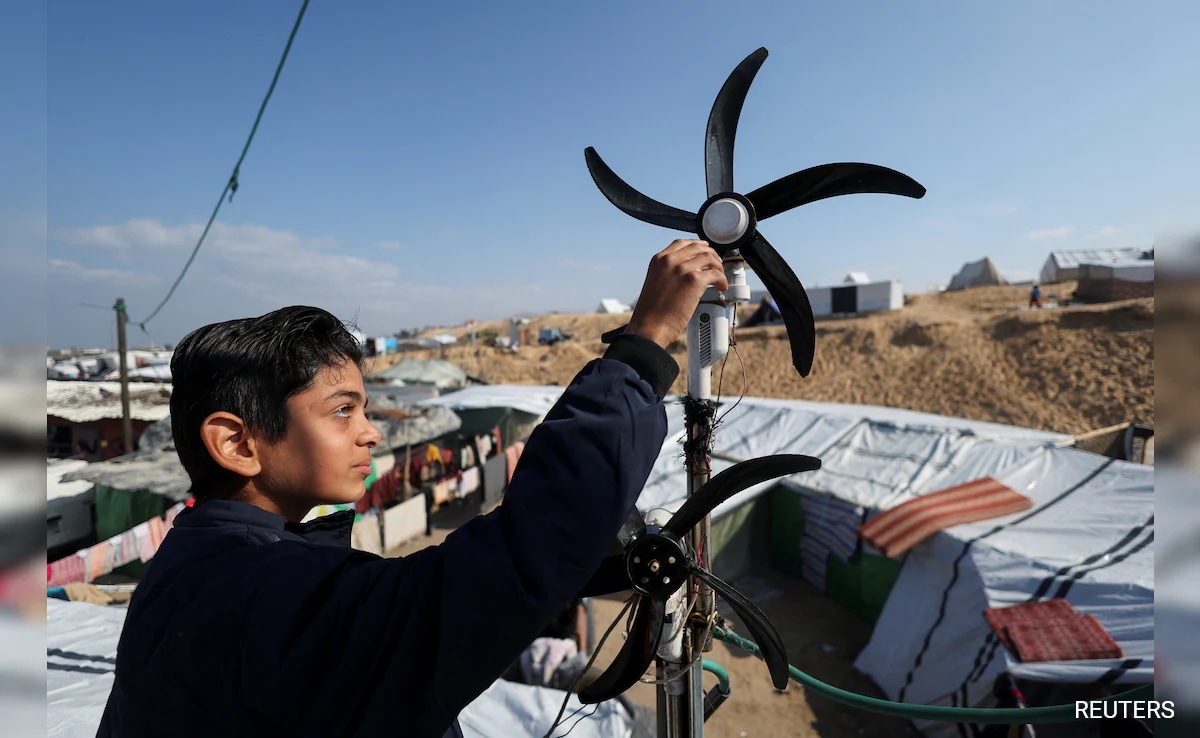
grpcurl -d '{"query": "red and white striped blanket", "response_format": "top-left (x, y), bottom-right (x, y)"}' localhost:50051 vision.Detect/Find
top-left (858, 476), bottom-right (1034, 557)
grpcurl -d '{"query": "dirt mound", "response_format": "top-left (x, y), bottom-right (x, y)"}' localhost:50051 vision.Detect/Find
top-left (407, 283), bottom-right (1152, 434)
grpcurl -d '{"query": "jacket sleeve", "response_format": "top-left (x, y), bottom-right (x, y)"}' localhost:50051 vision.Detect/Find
top-left (249, 340), bottom-right (677, 737)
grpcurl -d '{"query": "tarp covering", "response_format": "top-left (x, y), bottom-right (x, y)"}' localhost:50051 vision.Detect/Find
top-left (855, 446), bottom-right (1153, 736)
top-left (415, 386), bottom-right (1152, 731)
top-left (3, 613), bottom-right (46, 737)
top-left (1039, 247), bottom-right (1147, 284)
top-left (45, 599), bottom-right (633, 737)
top-left (421, 384), bottom-right (565, 419)
top-left (946, 257), bottom-right (1006, 291)
top-left (372, 358), bottom-right (468, 388)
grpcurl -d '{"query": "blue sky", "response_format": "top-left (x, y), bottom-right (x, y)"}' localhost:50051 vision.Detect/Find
top-left (8, 0), bottom-right (1197, 349)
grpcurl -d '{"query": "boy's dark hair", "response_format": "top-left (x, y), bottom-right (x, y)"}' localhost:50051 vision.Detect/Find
top-left (170, 305), bottom-right (365, 499)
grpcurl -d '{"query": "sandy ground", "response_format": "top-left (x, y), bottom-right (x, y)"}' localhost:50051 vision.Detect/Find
top-left (377, 283), bottom-right (1154, 736)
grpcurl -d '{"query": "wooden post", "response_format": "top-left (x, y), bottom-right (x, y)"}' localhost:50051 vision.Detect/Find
top-left (114, 298), bottom-right (134, 456)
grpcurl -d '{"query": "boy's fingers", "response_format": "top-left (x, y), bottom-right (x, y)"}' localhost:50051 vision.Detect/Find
top-left (660, 238), bottom-right (708, 255)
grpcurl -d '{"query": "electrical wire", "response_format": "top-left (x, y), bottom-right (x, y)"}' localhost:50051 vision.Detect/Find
top-left (133, 0), bottom-right (312, 330)
top-left (542, 597), bottom-right (634, 738)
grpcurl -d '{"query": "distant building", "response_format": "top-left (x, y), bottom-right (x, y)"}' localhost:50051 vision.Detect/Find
top-left (596, 298), bottom-right (632, 314)
top-left (1039, 248), bottom-right (1147, 284)
top-left (46, 381), bottom-right (171, 461)
top-left (1074, 260), bottom-right (1154, 303)
top-left (947, 257), bottom-right (1007, 291)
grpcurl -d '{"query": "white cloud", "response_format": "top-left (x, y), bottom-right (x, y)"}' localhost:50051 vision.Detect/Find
top-left (1086, 225), bottom-right (1119, 239)
top-left (48, 218), bottom-right (593, 345)
top-left (49, 258), bottom-right (161, 286)
top-left (54, 218), bottom-right (199, 251)
top-left (1025, 225), bottom-right (1075, 240)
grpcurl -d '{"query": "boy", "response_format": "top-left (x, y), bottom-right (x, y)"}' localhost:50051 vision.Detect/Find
top-left (97, 240), bottom-right (728, 738)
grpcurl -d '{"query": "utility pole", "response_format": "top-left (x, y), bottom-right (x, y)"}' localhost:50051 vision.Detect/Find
top-left (114, 298), bottom-right (134, 456)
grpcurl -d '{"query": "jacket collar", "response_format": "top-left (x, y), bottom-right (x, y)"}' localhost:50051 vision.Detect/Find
top-left (176, 499), bottom-right (355, 548)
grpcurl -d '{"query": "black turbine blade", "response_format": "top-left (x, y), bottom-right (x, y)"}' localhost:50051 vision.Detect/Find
top-left (692, 567), bottom-right (790, 690)
top-left (746, 163), bottom-right (926, 221)
top-left (662, 454), bottom-right (821, 538)
top-left (577, 596), bottom-right (667, 704)
top-left (740, 233), bottom-right (817, 377)
top-left (585, 147), bottom-right (697, 232)
top-left (705, 47), bottom-right (769, 198)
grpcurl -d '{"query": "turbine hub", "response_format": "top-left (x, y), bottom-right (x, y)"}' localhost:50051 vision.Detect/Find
top-left (702, 198), bottom-right (749, 244)
top-left (697, 191), bottom-right (757, 253)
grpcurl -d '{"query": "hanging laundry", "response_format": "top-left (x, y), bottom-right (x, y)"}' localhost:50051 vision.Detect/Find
top-left (460, 466), bottom-right (480, 496)
top-left (47, 551), bottom-right (88, 588)
top-left (133, 522), bottom-right (155, 563)
top-left (87, 542), bottom-right (107, 582)
top-left (504, 441), bottom-right (526, 484)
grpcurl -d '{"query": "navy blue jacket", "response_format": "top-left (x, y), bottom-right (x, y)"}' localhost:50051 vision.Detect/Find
top-left (96, 336), bottom-right (676, 738)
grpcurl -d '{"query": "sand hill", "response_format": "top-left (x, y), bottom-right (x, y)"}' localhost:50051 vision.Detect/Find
top-left (382, 282), bottom-right (1153, 435)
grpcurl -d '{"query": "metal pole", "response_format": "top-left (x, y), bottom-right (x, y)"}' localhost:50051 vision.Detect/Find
top-left (114, 297), bottom-right (134, 456)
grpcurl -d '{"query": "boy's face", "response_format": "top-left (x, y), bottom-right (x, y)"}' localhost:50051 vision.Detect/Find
top-left (253, 359), bottom-right (381, 511)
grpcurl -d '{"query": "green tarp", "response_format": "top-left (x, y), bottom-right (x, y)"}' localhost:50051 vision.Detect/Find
top-left (93, 483), bottom-right (169, 578)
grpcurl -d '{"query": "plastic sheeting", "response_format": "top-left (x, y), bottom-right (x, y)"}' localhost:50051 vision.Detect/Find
top-left (46, 599), bottom-right (633, 737)
top-left (1, 614), bottom-right (44, 737)
top-left (854, 446), bottom-right (1153, 736)
top-left (421, 384), bottom-right (564, 419)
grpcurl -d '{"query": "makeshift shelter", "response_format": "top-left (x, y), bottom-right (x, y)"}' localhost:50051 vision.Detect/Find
top-left (418, 387), bottom-right (1153, 732)
top-left (1073, 259), bottom-right (1154, 303)
top-left (946, 257), bottom-right (1007, 291)
top-left (370, 358), bottom-right (468, 389)
top-left (45, 598), bottom-right (634, 738)
top-left (1039, 247), bottom-right (1146, 284)
top-left (806, 279), bottom-right (904, 316)
top-left (843, 271), bottom-right (870, 284)
top-left (47, 380), bottom-right (172, 460)
top-left (596, 298), bottom-right (631, 314)
top-left (420, 385), bottom-right (561, 506)
top-left (741, 296), bottom-right (782, 327)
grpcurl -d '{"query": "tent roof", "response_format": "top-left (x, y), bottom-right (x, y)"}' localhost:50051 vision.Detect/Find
top-left (372, 359), bottom-right (467, 388)
top-left (856, 446), bottom-right (1153, 729)
top-left (1046, 247), bottom-right (1146, 269)
top-left (597, 298), bottom-right (631, 313)
top-left (420, 384), bottom-right (565, 418)
top-left (946, 257), bottom-right (1006, 291)
top-left (47, 380), bottom-right (172, 423)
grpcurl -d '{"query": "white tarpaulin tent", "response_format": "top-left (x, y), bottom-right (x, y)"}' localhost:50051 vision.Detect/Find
top-left (1, 613), bottom-right (43, 737)
top-left (854, 446), bottom-right (1153, 736)
top-left (1039, 247), bottom-right (1146, 284)
top-left (946, 258), bottom-right (1007, 291)
top-left (45, 598), bottom-right (633, 737)
top-left (413, 387), bottom-right (1153, 732)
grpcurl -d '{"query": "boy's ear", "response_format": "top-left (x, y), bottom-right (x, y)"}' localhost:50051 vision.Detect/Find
top-left (199, 412), bottom-right (263, 479)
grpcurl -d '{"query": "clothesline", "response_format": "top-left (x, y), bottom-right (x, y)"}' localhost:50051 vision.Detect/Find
top-left (47, 502), bottom-right (188, 588)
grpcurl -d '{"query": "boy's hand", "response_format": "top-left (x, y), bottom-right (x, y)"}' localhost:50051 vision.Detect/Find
top-left (625, 240), bottom-right (729, 349)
